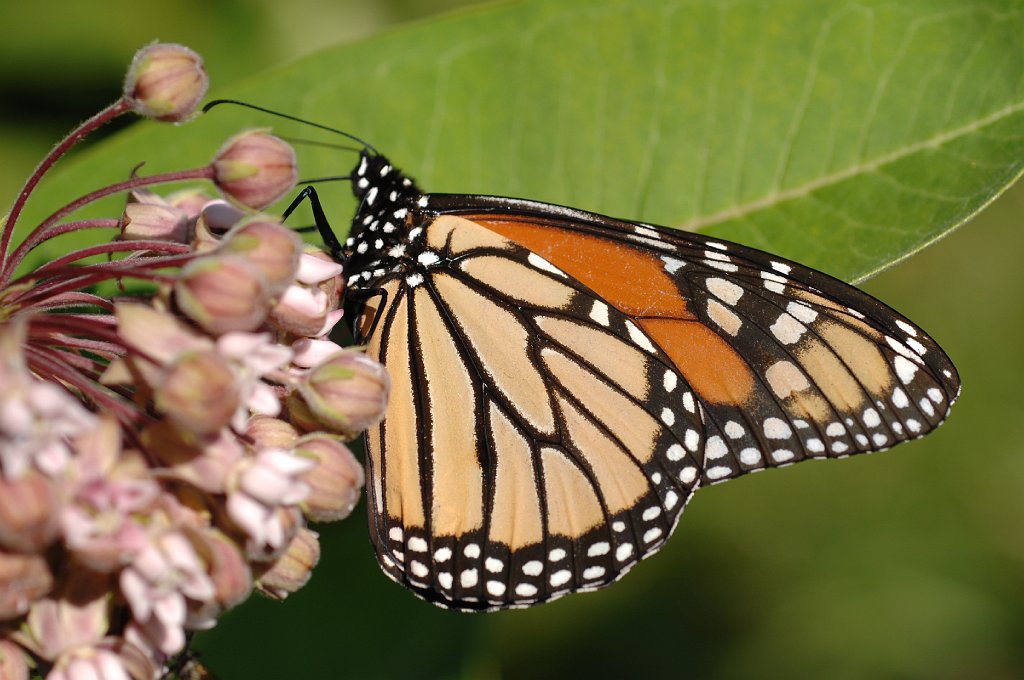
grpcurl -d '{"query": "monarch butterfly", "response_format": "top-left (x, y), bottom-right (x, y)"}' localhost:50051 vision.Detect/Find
top-left (236, 96), bottom-right (960, 611)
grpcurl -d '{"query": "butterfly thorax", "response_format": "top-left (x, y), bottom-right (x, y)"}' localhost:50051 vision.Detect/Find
top-left (344, 151), bottom-right (427, 289)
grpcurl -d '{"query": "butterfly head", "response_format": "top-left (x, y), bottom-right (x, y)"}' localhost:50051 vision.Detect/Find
top-left (344, 151), bottom-right (424, 288)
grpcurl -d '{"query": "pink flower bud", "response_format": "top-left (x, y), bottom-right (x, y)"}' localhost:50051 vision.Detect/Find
top-left (296, 351), bottom-right (389, 439)
top-left (187, 528), bottom-right (252, 616)
top-left (294, 435), bottom-right (364, 522)
top-left (22, 571), bottom-right (111, 661)
top-left (246, 416), bottom-right (299, 450)
top-left (220, 217), bottom-right (302, 297)
top-left (0, 639), bottom-right (29, 680)
top-left (0, 549), bottom-right (52, 620)
top-left (143, 423), bottom-right (242, 494)
top-left (0, 470), bottom-right (60, 553)
top-left (212, 131), bottom-right (297, 210)
top-left (155, 350), bottom-right (240, 437)
top-left (122, 202), bottom-right (190, 242)
top-left (174, 255), bottom-right (271, 335)
top-left (124, 43), bottom-right (208, 122)
top-left (268, 282), bottom-right (333, 337)
top-left (255, 527), bottom-right (320, 600)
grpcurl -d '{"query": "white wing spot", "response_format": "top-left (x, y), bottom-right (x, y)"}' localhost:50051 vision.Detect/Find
top-left (863, 408), bottom-right (881, 428)
top-left (705, 435), bottom-right (728, 460)
top-left (389, 527), bottom-right (403, 541)
top-left (682, 392), bottom-right (696, 413)
top-left (787, 301), bottom-right (818, 323)
top-left (907, 419), bottom-right (922, 433)
top-left (463, 543), bottom-right (481, 559)
top-left (665, 490), bottom-right (679, 510)
top-left (527, 252), bottom-right (565, 277)
top-left (417, 251), bottom-right (440, 266)
top-left (763, 417), bottom-right (792, 439)
top-left (724, 421), bottom-right (745, 439)
top-left (919, 398), bottom-right (935, 417)
top-left (515, 583), bottom-right (538, 597)
top-left (894, 356), bottom-right (919, 384)
top-left (667, 443), bottom-right (686, 461)
top-left (771, 449), bottom-right (794, 463)
top-left (438, 572), bottom-right (453, 589)
top-left (583, 566), bottom-right (606, 580)
top-left (892, 387), bottom-right (909, 408)
top-left (679, 467), bottom-right (698, 484)
top-left (589, 301), bottom-right (610, 326)
top-left (408, 537), bottom-right (428, 552)
top-left (616, 543), bottom-right (634, 561)
top-left (406, 273), bottom-right (424, 287)
top-left (895, 319), bottom-right (918, 337)
top-left (485, 557), bottom-right (503, 573)
top-left (660, 256), bottom-right (685, 273)
top-left (872, 433), bottom-right (888, 446)
top-left (707, 299), bottom-right (742, 336)
top-left (927, 388), bottom-right (944, 404)
top-left (460, 569), bottom-right (479, 588)
top-left (635, 225), bottom-right (661, 238)
top-left (807, 438), bottom-right (825, 453)
top-left (588, 542), bottom-right (611, 557)
top-left (706, 277), bottom-right (745, 305)
top-left (626, 321), bottom-right (657, 352)
top-left (550, 570), bottom-right (572, 587)
top-left (739, 448), bottom-right (761, 465)
top-left (706, 466), bottom-right (732, 480)
top-left (643, 528), bottom-right (663, 543)
top-left (434, 547), bottom-right (452, 563)
top-left (522, 560), bottom-right (543, 576)
top-left (770, 313), bottom-right (805, 345)
top-left (486, 581), bottom-right (506, 597)
top-left (661, 408), bottom-right (676, 426)
top-left (855, 434), bottom-right (869, 447)
top-left (826, 422), bottom-right (845, 437)
top-left (410, 561), bottom-right (429, 578)
top-left (770, 261), bottom-right (792, 274)
top-left (832, 441), bottom-right (849, 453)
top-left (663, 370), bottom-right (678, 393)
top-left (548, 548), bottom-right (566, 562)
top-left (612, 521), bottom-right (626, 532)
top-left (907, 338), bottom-right (927, 355)
top-left (707, 241), bottom-right (728, 251)
top-left (642, 506), bottom-right (662, 521)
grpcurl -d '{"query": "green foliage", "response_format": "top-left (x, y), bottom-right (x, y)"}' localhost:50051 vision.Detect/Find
top-left (18, 0), bottom-right (1023, 285)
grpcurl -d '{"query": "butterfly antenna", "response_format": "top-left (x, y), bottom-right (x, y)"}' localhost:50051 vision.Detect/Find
top-left (277, 135), bottom-right (364, 154)
top-left (299, 175), bottom-right (354, 184)
top-left (203, 98), bottom-right (380, 155)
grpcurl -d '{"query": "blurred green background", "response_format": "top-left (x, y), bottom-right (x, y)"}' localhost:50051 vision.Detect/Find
top-left (2, 2), bottom-right (1022, 679)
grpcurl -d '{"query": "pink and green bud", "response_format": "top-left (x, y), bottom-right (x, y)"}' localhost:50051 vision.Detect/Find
top-left (295, 351), bottom-right (390, 439)
top-left (255, 527), bottom-right (320, 600)
top-left (122, 201), bottom-right (190, 243)
top-left (294, 435), bottom-right (364, 522)
top-left (270, 251), bottom-right (345, 336)
top-left (0, 470), bottom-right (60, 553)
top-left (174, 255), bottom-right (271, 335)
top-left (0, 550), bottom-right (52, 620)
top-left (0, 639), bottom-right (29, 680)
top-left (124, 42), bottom-right (208, 122)
top-left (21, 571), bottom-right (112, 661)
top-left (187, 528), bottom-right (252, 617)
top-left (212, 130), bottom-right (297, 210)
top-left (246, 416), bottom-right (299, 451)
top-left (155, 349), bottom-right (240, 438)
top-left (220, 217), bottom-right (303, 297)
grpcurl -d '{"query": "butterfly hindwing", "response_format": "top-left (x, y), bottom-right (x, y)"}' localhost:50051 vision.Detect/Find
top-left (360, 215), bottom-right (705, 610)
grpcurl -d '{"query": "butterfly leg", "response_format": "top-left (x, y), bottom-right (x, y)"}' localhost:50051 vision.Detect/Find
top-left (281, 185), bottom-right (345, 261)
top-left (345, 286), bottom-right (389, 341)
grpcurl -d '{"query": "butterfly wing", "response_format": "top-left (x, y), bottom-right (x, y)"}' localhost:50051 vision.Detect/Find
top-left (359, 214), bottom-right (706, 611)
top-left (356, 192), bottom-right (959, 611)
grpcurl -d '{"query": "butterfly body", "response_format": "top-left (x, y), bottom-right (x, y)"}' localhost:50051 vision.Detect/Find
top-left (339, 150), bottom-right (959, 612)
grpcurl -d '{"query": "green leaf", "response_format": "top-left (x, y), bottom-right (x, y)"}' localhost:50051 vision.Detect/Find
top-left (13, 0), bottom-right (1024, 284)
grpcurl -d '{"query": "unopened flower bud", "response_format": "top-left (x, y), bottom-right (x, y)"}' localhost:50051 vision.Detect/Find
top-left (270, 251), bottom-right (344, 336)
top-left (155, 350), bottom-right (239, 437)
top-left (0, 550), bottom-right (52, 620)
top-left (213, 130), bottom-right (297, 210)
top-left (294, 435), bottom-right (364, 522)
top-left (124, 43), bottom-right (208, 122)
top-left (246, 416), bottom-right (299, 450)
top-left (220, 217), bottom-right (302, 296)
top-left (255, 528), bottom-right (320, 599)
top-left (174, 255), bottom-right (271, 334)
top-left (22, 571), bottom-right (111, 661)
top-left (296, 351), bottom-right (389, 438)
top-left (187, 528), bottom-right (252, 615)
top-left (143, 423), bottom-right (242, 493)
top-left (122, 201), bottom-right (189, 242)
top-left (0, 639), bottom-right (29, 680)
top-left (0, 470), bottom-right (60, 553)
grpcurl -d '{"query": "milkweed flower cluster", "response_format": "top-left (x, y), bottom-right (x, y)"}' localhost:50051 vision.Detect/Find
top-left (0, 43), bottom-right (384, 680)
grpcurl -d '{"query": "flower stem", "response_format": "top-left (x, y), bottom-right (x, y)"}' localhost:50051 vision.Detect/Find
top-left (0, 99), bottom-right (132, 266)
top-left (1, 166), bottom-right (215, 283)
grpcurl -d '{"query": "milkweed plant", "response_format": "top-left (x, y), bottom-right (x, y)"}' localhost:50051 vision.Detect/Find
top-left (0, 43), bottom-right (388, 680)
